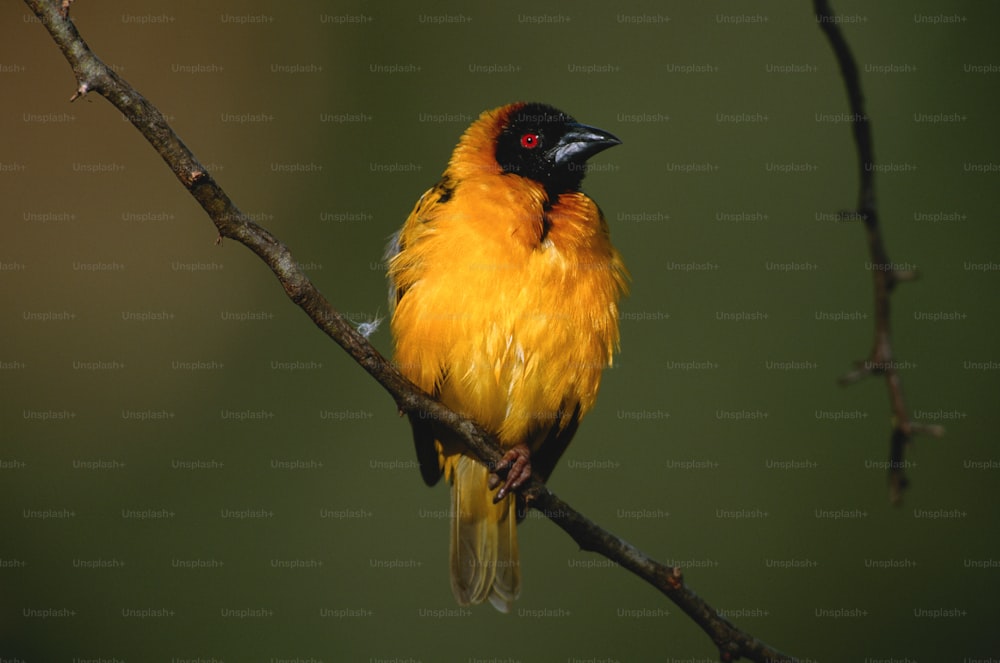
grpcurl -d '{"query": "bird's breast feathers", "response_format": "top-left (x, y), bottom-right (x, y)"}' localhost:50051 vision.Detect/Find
top-left (390, 174), bottom-right (627, 445)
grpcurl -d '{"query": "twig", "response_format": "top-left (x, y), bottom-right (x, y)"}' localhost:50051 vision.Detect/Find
top-left (813, 0), bottom-right (943, 504)
top-left (24, 1), bottom-right (796, 660)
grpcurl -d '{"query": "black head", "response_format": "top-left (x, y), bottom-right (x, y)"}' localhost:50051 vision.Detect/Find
top-left (494, 103), bottom-right (620, 197)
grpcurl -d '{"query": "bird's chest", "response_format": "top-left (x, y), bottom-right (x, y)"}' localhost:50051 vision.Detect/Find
top-left (425, 233), bottom-right (603, 432)
top-left (393, 182), bottom-right (618, 437)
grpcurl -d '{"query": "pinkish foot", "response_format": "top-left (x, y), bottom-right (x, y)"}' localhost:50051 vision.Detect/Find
top-left (489, 443), bottom-right (531, 502)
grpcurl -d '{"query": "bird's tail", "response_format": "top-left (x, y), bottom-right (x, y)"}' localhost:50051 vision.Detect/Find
top-left (449, 455), bottom-right (520, 612)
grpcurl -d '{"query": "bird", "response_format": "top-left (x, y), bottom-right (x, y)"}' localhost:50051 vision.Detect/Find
top-left (386, 102), bottom-right (628, 612)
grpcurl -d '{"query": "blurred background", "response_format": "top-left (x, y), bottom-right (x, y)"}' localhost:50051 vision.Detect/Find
top-left (3, 0), bottom-right (999, 660)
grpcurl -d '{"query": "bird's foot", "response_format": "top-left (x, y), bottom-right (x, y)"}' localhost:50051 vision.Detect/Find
top-left (488, 443), bottom-right (531, 502)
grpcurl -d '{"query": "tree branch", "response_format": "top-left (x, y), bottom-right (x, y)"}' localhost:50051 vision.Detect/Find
top-left (813, 0), bottom-right (944, 504)
top-left (22, 1), bottom-right (804, 660)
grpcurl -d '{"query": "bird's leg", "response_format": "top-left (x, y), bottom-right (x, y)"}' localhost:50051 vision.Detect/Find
top-left (488, 443), bottom-right (531, 502)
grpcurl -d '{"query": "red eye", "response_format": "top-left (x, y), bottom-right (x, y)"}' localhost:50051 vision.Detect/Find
top-left (520, 133), bottom-right (540, 149)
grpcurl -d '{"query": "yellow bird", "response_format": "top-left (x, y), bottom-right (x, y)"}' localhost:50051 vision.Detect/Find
top-left (387, 102), bottom-right (627, 611)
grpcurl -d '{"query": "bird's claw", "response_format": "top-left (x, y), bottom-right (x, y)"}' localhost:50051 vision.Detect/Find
top-left (491, 443), bottom-right (531, 503)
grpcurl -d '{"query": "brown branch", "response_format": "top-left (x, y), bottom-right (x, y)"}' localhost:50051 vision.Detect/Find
top-left (814, 0), bottom-right (944, 504)
top-left (24, 1), bottom-right (797, 660)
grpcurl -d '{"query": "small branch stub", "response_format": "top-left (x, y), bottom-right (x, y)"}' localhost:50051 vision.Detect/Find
top-left (69, 82), bottom-right (88, 102)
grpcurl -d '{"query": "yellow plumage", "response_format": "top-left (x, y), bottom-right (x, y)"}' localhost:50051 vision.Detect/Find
top-left (388, 102), bottom-right (627, 611)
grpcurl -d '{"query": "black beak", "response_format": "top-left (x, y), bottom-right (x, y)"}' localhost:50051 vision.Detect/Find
top-left (548, 122), bottom-right (622, 166)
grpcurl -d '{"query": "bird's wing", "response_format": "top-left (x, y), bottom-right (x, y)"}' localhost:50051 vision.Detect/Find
top-left (385, 176), bottom-right (455, 311)
top-left (387, 176), bottom-right (457, 486)
top-left (531, 402), bottom-right (582, 485)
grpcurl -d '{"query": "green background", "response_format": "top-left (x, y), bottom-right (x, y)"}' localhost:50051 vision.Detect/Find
top-left (3, 1), bottom-right (999, 660)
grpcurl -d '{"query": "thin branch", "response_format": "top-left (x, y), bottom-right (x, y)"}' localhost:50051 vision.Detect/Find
top-left (814, 0), bottom-right (943, 504)
top-left (24, 1), bottom-right (796, 661)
